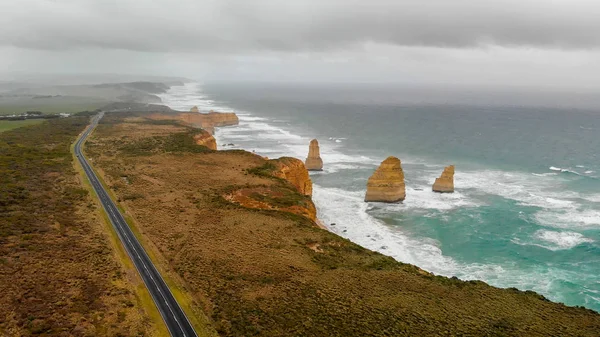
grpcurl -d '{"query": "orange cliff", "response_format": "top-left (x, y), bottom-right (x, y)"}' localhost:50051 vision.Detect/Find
top-left (193, 131), bottom-right (217, 150)
top-left (364, 156), bottom-right (406, 203)
top-left (180, 109), bottom-right (239, 134)
top-left (224, 157), bottom-right (317, 222)
top-left (270, 157), bottom-right (313, 197)
top-left (148, 108), bottom-right (239, 135)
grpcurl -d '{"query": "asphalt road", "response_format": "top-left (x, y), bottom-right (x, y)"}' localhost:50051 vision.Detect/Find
top-left (75, 112), bottom-right (198, 337)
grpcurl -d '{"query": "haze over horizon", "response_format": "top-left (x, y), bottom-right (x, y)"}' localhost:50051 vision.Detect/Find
top-left (2, 0), bottom-right (600, 93)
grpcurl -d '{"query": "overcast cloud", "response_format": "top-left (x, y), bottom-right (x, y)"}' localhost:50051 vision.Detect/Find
top-left (2, 0), bottom-right (600, 89)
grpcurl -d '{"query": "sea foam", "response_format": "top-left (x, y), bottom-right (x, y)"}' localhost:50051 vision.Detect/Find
top-left (534, 230), bottom-right (593, 250)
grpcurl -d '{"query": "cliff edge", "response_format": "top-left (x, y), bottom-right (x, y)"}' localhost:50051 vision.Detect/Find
top-left (193, 130), bottom-right (217, 150)
top-left (225, 156), bottom-right (316, 221)
top-left (270, 157), bottom-right (313, 197)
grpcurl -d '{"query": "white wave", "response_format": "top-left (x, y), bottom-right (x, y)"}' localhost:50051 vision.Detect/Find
top-left (160, 81), bottom-right (600, 309)
top-left (535, 209), bottom-right (600, 229)
top-left (239, 116), bottom-right (268, 121)
top-left (384, 186), bottom-right (481, 211)
top-left (532, 172), bottom-right (558, 177)
top-left (549, 166), bottom-right (582, 175)
top-left (534, 230), bottom-right (593, 250)
top-left (456, 169), bottom-right (575, 208)
top-left (319, 163), bottom-right (366, 174)
top-left (313, 185), bottom-right (460, 273)
top-left (583, 194), bottom-right (600, 203)
top-left (312, 184), bottom-right (592, 306)
top-left (157, 82), bottom-right (235, 112)
top-left (452, 168), bottom-right (600, 230)
top-left (244, 122), bottom-right (305, 140)
top-left (577, 165), bottom-right (586, 168)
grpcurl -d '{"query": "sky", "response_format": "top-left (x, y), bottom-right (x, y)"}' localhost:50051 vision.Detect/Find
top-left (2, 0), bottom-right (600, 90)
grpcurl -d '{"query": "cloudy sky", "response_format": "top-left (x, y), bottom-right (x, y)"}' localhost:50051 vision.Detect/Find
top-left (2, 0), bottom-right (600, 90)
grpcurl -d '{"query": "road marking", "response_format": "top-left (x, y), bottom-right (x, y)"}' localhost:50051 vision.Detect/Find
top-left (76, 113), bottom-right (196, 337)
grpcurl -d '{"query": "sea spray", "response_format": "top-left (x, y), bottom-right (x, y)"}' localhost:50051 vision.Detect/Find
top-left (158, 82), bottom-right (600, 312)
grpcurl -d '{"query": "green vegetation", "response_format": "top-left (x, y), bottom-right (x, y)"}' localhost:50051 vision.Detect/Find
top-left (246, 161), bottom-right (278, 177)
top-left (0, 119), bottom-right (44, 133)
top-left (0, 117), bottom-right (152, 335)
top-left (0, 98), bottom-right (105, 115)
top-left (250, 186), bottom-right (313, 209)
top-left (85, 114), bottom-right (600, 337)
top-left (119, 131), bottom-right (213, 156)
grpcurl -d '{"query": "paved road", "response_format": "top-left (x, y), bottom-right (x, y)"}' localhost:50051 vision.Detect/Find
top-left (75, 112), bottom-right (198, 337)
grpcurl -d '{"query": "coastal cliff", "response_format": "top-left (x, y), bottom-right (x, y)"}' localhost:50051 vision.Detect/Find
top-left (148, 110), bottom-right (239, 135)
top-left (365, 156), bottom-right (406, 202)
top-left (82, 115), bottom-right (600, 337)
top-left (224, 156), bottom-right (316, 221)
top-left (432, 165), bottom-right (455, 193)
top-left (270, 157), bottom-right (313, 196)
top-left (305, 139), bottom-right (323, 171)
top-left (225, 185), bottom-right (317, 221)
top-left (193, 131), bottom-right (217, 150)
top-left (180, 111), bottom-right (239, 134)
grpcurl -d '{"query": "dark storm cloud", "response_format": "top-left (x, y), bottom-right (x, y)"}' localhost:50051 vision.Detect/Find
top-left (1, 0), bottom-right (600, 53)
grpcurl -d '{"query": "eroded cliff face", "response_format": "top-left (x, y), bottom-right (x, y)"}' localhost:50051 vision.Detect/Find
top-left (204, 111), bottom-right (240, 127)
top-left (432, 165), bottom-right (454, 193)
top-left (148, 111), bottom-right (239, 135)
top-left (190, 106), bottom-right (200, 113)
top-left (305, 139), bottom-right (323, 171)
top-left (193, 131), bottom-right (217, 150)
top-left (225, 186), bottom-right (317, 221)
top-left (224, 156), bottom-right (316, 221)
top-left (180, 111), bottom-right (239, 133)
top-left (270, 157), bottom-right (313, 196)
top-left (364, 156), bottom-right (406, 203)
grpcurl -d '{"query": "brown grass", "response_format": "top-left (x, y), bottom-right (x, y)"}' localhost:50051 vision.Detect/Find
top-left (0, 117), bottom-right (156, 336)
top-left (84, 112), bottom-right (600, 337)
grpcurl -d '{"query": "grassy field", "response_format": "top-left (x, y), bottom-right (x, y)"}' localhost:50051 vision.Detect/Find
top-left (0, 119), bottom-right (44, 133)
top-left (0, 96), bottom-right (107, 115)
top-left (85, 112), bottom-right (600, 337)
top-left (0, 117), bottom-right (156, 336)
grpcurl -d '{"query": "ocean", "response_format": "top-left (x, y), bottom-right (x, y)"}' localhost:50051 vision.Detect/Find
top-left (158, 82), bottom-right (600, 312)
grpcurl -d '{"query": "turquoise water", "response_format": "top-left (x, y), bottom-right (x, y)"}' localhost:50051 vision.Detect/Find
top-left (159, 83), bottom-right (600, 312)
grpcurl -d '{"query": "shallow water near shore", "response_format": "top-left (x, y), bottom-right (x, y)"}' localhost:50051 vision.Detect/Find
top-left (159, 82), bottom-right (600, 312)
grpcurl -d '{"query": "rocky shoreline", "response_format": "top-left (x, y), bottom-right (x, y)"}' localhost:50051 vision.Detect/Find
top-left (81, 110), bottom-right (600, 335)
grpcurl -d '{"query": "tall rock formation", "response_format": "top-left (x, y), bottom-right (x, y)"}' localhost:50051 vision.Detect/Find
top-left (364, 156), bottom-right (406, 202)
top-left (190, 106), bottom-right (199, 113)
top-left (305, 139), bottom-right (323, 171)
top-left (271, 157), bottom-right (313, 196)
top-left (432, 165), bottom-right (454, 193)
top-left (193, 131), bottom-right (217, 150)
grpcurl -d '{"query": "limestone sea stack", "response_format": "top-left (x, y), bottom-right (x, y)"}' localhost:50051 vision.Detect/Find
top-left (190, 106), bottom-right (200, 113)
top-left (305, 139), bottom-right (323, 171)
top-left (364, 156), bottom-right (406, 203)
top-left (432, 165), bottom-right (455, 193)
